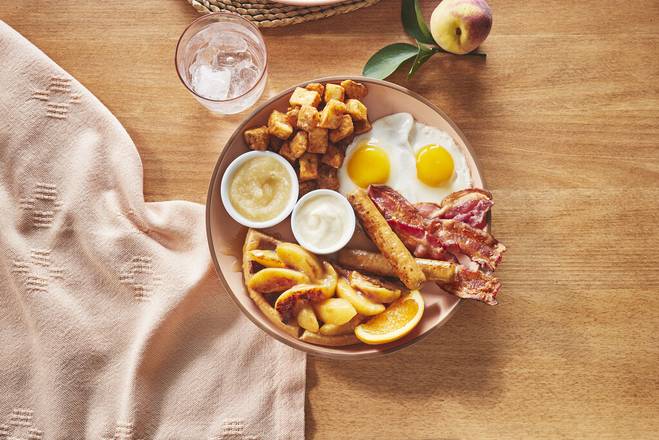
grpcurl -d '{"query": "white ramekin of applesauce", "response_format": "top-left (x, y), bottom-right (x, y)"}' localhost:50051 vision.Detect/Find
top-left (220, 151), bottom-right (299, 229)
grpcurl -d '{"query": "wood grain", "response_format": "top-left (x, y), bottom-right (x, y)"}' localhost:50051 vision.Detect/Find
top-left (2, 0), bottom-right (658, 438)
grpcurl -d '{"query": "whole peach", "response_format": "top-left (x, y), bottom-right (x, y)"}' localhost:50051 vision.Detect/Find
top-left (430, 0), bottom-right (492, 55)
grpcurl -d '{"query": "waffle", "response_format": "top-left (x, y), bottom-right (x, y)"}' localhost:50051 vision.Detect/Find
top-left (243, 229), bottom-right (300, 337)
top-left (242, 229), bottom-right (359, 347)
top-left (300, 330), bottom-right (359, 346)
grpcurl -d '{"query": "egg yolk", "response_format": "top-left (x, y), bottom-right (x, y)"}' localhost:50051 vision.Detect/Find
top-left (416, 144), bottom-right (454, 187)
top-left (347, 144), bottom-right (390, 188)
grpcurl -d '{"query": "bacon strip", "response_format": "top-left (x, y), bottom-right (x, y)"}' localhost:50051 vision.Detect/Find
top-left (428, 219), bottom-right (506, 271)
top-left (368, 185), bottom-right (425, 236)
top-left (416, 188), bottom-right (493, 230)
top-left (438, 266), bottom-right (501, 305)
top-left (414, 202), bottom-right (442, 219)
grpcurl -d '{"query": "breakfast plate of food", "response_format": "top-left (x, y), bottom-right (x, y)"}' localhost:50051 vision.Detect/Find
top-left (206, 76), bottom-right (506, 358)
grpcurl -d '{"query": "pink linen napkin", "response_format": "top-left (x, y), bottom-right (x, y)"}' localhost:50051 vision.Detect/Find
top-left (0, 20), bottom-right (305, 440)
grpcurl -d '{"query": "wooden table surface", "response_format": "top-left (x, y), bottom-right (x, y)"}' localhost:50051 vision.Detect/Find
top-left (3, 0), bottom-right (658, 438)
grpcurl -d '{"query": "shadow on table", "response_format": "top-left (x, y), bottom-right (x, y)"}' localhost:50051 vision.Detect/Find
top-left (387, 54), bottom-right (488, 124)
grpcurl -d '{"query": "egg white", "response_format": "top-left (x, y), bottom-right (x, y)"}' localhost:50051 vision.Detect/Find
top-left (337, 112), bottom-right (472, 204)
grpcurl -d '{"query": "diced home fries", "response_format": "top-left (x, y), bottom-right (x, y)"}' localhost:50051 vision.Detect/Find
top-left (297, 105), bottom-right (320, 131)
top-left (288, 131), bottom-right (308, 158)
top-left (321, 144), bottom-right (344, 169)
top-left (269, 136), bottom-right (284, 152)
top-left (243, 80), bottom-right (371, 194)
top-left (354, 119), bottom-right (372, 134)
top-left (324, 83), bottom-right (345, 103)
top-left (289, 87), bottom-right (321, 108)
top-left (318, 164), bottom-right (339, 191)
top-left (346, 99), bottom-right (368, 121)
top-left (341, 79), bottom-right (368, 100)
top-left (277, 141), bottom-right (295, 162)
top-left (305, 82), bottom-right (325, 96)
top-left (243, 126), bottom-right (269, 151)
top-left (267, 110), bottom-right (293, 140)
top-left (319, 99), bottom-right (347, 129)
top-left (299, 180), bottom-right (318, 196)
top-left (286, 107), bottom-right (299, 127)
top-left (329, 114), bottom-right (354, 143)
top-left (307, 127), bottom-right (329, 154)
top-left (298, 153), bottom-right (319, 182)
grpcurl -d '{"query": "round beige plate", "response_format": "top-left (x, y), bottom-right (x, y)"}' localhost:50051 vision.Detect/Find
top-left (206, 76), bottom-right (485, 359)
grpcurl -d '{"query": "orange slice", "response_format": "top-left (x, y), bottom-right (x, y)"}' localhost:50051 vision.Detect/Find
top-left (354, 290), bottom-right (424, 345)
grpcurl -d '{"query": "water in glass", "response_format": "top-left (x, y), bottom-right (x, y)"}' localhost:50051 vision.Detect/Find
top-left (177, 14), bottom-right (267, 114)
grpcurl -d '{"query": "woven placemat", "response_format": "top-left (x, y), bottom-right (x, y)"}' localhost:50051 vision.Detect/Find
top-left (187, 0), bottom-right (382, 28)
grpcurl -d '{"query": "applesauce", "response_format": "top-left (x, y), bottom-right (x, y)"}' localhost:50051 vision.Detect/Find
top-left (228, 155), bottom-right (292, 222)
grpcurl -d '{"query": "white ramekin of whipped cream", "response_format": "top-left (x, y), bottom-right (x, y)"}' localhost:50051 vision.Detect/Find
top-left (291, 189), bottom-right (356, 254)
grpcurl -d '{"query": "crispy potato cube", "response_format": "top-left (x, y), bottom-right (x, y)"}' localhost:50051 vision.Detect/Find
top-left (268, 110), bottom-right (294, 140)
top-left (286, 107), bottom-right (300, 127)
top-left (289, 131), bottom-right (308, 159)
top-left (318, 99), bottom-right (347, 129)
top-left (305, 83), bottom-right (325, 97)
top-left (290, 87), bottom-right (321, 108)
top-left (277, 141), bottom-right (296, 162)
top-left (307, 127), bottom-right (329, 154)
top-left (354, 118), bottom-right (372, 135)
top-left (324, 83), bottom-right (345, 103)
top-left (334, 135), bottom-right (354, 151)
top-left (318, 164), bottom-right (339, 191)
top-left (345, 99), bottom-right (368, 122)
top-left (269, 136), bottom-right (284, 152)
top-left (297, 105), bottom-right (320, 131)
top-left (243, 125), bottom-right (270, 151)
top-left (299, 180), bottom-right (318, 196)
top-left (299, 153), bottom-right (320, 182)
top-left (321, 144), bottom-right (345, 169)
top-left (329, 114), bottom-right (354, 143)
top-left (341, 80), bottom-right (368, 100)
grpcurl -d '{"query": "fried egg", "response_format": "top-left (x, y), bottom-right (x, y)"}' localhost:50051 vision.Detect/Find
top-left (338, 113), bottom-right (472, 203)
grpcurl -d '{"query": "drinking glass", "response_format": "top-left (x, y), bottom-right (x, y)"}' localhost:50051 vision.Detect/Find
top-left (175, 12), bottom-right (268, 114)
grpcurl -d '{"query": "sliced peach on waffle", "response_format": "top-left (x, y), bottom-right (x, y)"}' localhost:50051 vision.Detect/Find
top-left (296, 304), bottom-right (319, 333)
top-left (318, 262), bottom-right (338, 298)
top-left (247, 268), bottom-right (310, 294)
top-left (336, 277), bottom-right (385, 316)
top-left (247, 249), bottom-right (286, 268)
top-left (348, 271), bottom-right (401, 303)
top-left (275, 283), bottom-right (326, 322)
top-left (275, 242), bottom-right (323, 280)
top-left (319, 315), bottom-right (363, 336)
top-left (313, 298), bottom-right (357, 326)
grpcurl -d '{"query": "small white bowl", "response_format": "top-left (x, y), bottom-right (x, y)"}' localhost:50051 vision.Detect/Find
top-left (220, 151), bottom-right (299, 229)
top-left (291, 189), bottom-right (356, 255)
